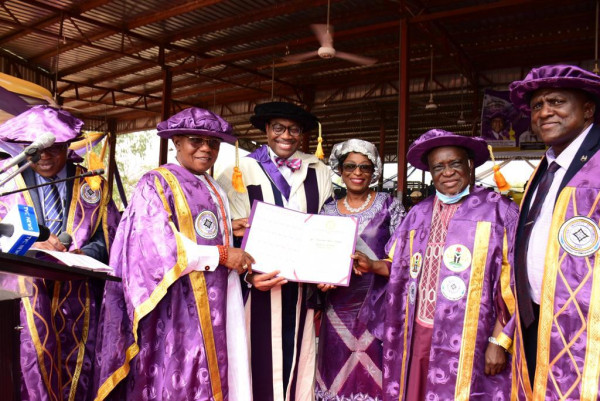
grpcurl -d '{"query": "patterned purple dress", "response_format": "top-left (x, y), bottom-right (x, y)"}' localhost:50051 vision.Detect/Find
top-left (315, 192), bottom-right (404, 401)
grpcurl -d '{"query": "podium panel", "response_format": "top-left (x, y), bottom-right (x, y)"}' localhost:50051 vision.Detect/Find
top-left (0, 252), bottom-right (119, 401)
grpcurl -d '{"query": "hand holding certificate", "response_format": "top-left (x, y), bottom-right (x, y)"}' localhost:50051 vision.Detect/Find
top-left (242, 201), bottom-right (358, 286)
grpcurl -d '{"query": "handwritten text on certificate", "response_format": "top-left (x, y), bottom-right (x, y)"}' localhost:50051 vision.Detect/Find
top-left (242, 201), bottom-right (358, 286)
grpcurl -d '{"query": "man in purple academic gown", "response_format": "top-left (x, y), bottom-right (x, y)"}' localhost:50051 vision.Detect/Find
top-left (0, 105), bottom-right (120, 401)
top-left (93, 108), bottom-right (253, 401)
top-left (509, 65), bottom-right (600, 400)
top-left (379, 129), bottom-right (518, 400)
top-left (218, 102), bottom-right (333, 401)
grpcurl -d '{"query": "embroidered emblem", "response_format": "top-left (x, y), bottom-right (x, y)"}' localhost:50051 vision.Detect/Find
top-left (440, 276), bottom-right (467, 301)
top-left (558, 216), bottom-right (600, 257)
top-left (80, 183), bottom-right (101, 204)
top-left (443, 244), bottom-right (472, 272)
top-left (194, 210), bottom-right (219, 239)
top-left (581, 155), bottom-right (588, 162)
top-left (408, 281), bottom-right (417, 304)
top-left (409, 252), bottom-right (422, 279)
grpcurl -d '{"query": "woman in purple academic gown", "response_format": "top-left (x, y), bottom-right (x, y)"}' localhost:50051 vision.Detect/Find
top-left (93, 108), bottom-right (253, 401)
top-left (315, 139), bottom-right (404, 401)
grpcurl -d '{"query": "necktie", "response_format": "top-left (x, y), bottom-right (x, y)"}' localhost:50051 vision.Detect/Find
top-left (275, 157), bottom-right (302, 172)
top-left (516, 161), bottom-right (560, 327)
top-left (42, 176), bottom-right (63, 235)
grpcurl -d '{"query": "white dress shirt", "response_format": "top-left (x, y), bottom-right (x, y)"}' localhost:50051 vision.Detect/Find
top-left (175, 163), bottom-right (233, 274)
top-left (35, 165), bottom-right (67, 219)
top-left (268, 148), bottom-right (304, 211)
top-left (527, 124), bottom-right (593, 303)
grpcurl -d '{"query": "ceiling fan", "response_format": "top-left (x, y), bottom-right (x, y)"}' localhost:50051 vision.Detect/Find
top-left (283, 0), bottom-right (376, 66)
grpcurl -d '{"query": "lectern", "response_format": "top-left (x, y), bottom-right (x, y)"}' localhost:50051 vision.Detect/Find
top-left (0, 252), bottom-right (119, 401)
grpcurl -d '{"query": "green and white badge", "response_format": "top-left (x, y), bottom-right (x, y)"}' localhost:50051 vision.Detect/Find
top-left (443, 244), bottom-right (472, 273)
top-left (410, 252), bottom-right (422, 278)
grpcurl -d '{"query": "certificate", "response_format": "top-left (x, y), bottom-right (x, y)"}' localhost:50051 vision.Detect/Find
top-left (241, 200), bottom-right (358, 286)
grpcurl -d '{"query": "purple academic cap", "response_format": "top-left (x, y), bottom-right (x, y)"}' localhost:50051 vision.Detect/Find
top-left (509, 64), bottom-right (600, 120)
top-left (0, 105), bottom-right (83, 144)
top-left (157, 107), bottom-right (236, 144)
top-left (407, 129), bottom-right (489, 171)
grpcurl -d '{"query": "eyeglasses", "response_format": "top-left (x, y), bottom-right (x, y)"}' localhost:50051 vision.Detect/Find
top-left (185, 136), bottom-right (221, 149)
top-left (38, 143), bottom-right (68, 155)
top-left (342, 162), bottom-right (375, 173)
top-left (270, 123), bottom-right (303, 137)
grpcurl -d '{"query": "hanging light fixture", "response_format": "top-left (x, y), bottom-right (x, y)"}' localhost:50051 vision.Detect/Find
top-left (457, 75), bottom-right (466, 125)
top-left (425, 45), bottom-right (438, 110)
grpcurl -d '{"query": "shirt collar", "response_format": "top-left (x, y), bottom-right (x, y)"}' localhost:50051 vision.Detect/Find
top-left (546, 123), bottom-right (593, 169)
top-left (268, 147), bottom-right (301, 163)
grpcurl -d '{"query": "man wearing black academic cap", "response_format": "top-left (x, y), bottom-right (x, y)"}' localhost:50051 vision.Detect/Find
top-left (218, 101), bottom-right (333, 401)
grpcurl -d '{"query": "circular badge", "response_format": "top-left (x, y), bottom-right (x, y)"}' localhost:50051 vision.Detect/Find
top-left (558, 216), bottom-right (600, 257)
top-left (408, 281), bottom-right (417, 304)
top-left (194, 211), bottom-right (219, 239)
top-left (80, 183), bottom-right (101, 204)
top-left (443, 244), bottom-right (472, 273)
top-left (409, 252), bottom-right (423, 279)
top-left (440, 276), bottom-right (467, 301)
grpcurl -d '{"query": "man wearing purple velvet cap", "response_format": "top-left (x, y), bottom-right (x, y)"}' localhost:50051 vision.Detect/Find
top-left (0, 105), bottom-right (121, 401)
top-left (509, 65), bottom-right (600, 400)
top-left (217, 101), bottom-right (334, 401)
top-left (93, 107), bottom-right (253, 401)
top-left (362, 129), bottom-right (518, 400)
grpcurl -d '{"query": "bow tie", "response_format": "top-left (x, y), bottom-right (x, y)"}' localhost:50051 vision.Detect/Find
top-left (275, 157), bottom-right (302, 172)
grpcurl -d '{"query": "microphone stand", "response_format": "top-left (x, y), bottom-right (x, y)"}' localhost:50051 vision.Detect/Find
top-left (0, 154), bottom-right (41, 189)
top-left (0, 169), bottom-right (105, 197)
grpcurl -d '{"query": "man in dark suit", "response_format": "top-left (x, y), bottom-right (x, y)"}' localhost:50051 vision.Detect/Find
top-left (0, 105), bottom-right (120, 401)
top-left (509, 65), bottom-right (600, 400)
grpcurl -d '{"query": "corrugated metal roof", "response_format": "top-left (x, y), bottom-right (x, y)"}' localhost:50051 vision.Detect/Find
top-left (0, 0), bottom-right (597, 158)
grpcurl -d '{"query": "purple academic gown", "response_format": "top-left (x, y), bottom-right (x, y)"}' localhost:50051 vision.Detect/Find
top-left (0, 164), bottom-right (120, 401)
top-left (513, 150), bottom-right (600, 400)
top-left (93, 164), bottom-right (231, 401)
top-left (383, 186), bottom-right (518, 401)
top-left (316, 192), bottom-right (404, 401)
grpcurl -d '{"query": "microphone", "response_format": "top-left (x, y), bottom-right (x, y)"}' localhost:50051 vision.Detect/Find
top-left (0, 224), bottom-right (51, 242)
top-left (57, 232), bottom-right (72, 249)
top-left (0, 205), bottom-right (47, 255)
top-left (0, 133), bottom-right (56, 174)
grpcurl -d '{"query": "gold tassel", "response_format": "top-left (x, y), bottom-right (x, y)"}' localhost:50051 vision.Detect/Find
top-left (232, 140), bottom-right (246, 193)
top-left (84, 132), bottom-right (105, 191)
top-left (487, 144), bottom-right (510, 192)
top-left (508, 122), bottom-right (516, 140)
top-left (315, 122), bottom-right (324, 160)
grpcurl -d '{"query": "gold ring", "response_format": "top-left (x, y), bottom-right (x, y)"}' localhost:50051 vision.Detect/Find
top-left (242, 264), bottom-right (248, 269)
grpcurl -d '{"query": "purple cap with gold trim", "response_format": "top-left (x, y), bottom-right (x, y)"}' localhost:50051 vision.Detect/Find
top-left (0, 105), bottom-right (83, 144)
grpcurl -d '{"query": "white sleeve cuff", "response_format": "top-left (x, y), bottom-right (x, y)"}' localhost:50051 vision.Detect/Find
top-left (177, 233), bottom-right (220, 275)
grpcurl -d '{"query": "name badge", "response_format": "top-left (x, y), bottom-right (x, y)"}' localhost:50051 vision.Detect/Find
top-left (558, 216), bottom-right (600, 257)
